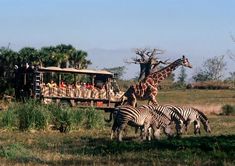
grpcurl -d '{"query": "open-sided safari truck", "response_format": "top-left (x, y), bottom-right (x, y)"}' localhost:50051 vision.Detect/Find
top-left (14, 65), bottom-right (123, 111)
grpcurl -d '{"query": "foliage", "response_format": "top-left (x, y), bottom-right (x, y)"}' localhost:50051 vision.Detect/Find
top-left (84, 107), bottom-right (105, 129)
top-left (0, 44), bottom-right (90, 96)
top-left (0, 143), bottom-right (32, 160)
top-left (72, 109), bottom-right (86, 126)
top-left (0, 101), bottom-right (107, 132)
top-left (50, 105), bottom-right (73, 133)
top-left (17, 100), bottom-right (49, 131)
top-left (221, 104), bottom-right (235, 116)
top-left (0, 107), bottom-right (17, 129)
top-left (104, 66), bottom-right (126, 80)
top-left (193, 55), bottom-right (226, 82)
top-left (177, 66), bottom-right (187, 86)
top-left (0, 121), bottom-right (234, 165)
top-left (117, 79), bottom-right (136, 91)
top-left (188, 81), bottom-right (231, 90)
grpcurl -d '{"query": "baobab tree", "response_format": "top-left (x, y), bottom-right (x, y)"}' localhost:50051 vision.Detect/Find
top-left (126, 48), bottom-right (169, 81)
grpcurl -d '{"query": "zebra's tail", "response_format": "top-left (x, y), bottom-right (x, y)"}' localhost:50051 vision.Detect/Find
top-left (105, 112), bottom-right (113, 123)
top-left (104, 107), bottom-right (119, 123)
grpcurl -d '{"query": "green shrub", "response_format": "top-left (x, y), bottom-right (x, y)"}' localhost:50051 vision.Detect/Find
top-left (50, 106), bottom-right (73, 132)
top-left (221, 104), bottom-right (235, 115)
top-left (0, 108), bottom-right (17, 129)
top-left (0, 143), bottom-right (31, 160)
top-left (72, 108), bottom-right (86, 126)
top-left (17, 100), bottom-right (49, 131)
top-left (84, 107), bottom-right (104, 129)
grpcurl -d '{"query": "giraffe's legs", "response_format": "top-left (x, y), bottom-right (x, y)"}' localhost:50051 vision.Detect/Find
top-left (148, 91), bottom-right (158, 105)
top-left (131, 93), bottom-right (137, 107)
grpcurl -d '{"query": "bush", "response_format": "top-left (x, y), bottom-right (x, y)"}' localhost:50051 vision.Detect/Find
top-left (0, 107), bottom-right (17, 129)
top-left (84, 107), bottom-right (105, 129)
top-left (0, 143), bottom-right (31, 160)
top-left (220, 104), bottom-right (235, 116)
top-left (188, 81), bottom-right (231, 90)
top-left (72, 108), bottom-right (86, 126)
top-left (50, 105), bottom-right (73, 132)
top-left (17, 100), bottom-right (49, 131)
top-left (0, 102), bottom-right (106, 132)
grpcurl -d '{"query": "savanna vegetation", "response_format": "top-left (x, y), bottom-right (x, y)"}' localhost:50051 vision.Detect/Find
top-left (0, 45), bottom-right (235, 165)
top-left (0, 89), bottom-right (234, 165)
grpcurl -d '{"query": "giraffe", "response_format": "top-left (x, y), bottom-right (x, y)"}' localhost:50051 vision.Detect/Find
top-left (121, 55), bottom-right (192, 107)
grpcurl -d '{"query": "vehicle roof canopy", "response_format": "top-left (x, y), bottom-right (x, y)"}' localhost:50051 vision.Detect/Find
top-left (38, 66), bottom-right (113, 77)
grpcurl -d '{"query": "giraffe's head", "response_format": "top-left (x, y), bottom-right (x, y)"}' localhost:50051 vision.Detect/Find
top-left (181, 55), bottom-right (192, 68)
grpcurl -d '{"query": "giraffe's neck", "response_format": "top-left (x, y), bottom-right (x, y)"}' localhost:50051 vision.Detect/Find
top-left (149, 59), bottom-right (181, 84)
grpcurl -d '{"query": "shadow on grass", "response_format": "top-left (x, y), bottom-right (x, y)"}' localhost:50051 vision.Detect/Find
top-left (5, 135), bottom-right (235, 165)
top-left (79, 135), bottom-right (235, 155)
top-left (37, 134), bottom-right (235, 156)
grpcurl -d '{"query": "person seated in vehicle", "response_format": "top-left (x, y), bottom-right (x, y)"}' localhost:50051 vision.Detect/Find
top-left (60, 80), bottom-right (67, 88)
top-left (47, 80), bottom-right (57, 96)
top-left (47, 80), bottom-right (57, 88)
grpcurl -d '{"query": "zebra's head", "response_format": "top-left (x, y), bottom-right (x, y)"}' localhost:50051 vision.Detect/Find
top-left (204, 120), bottom-right (211, 133)
top-left (164, 125), bottom-right (175, 138)
top-left (175, 120), bottom-right (184, 135)
top-left (195, 108), bottom-right (211, 133)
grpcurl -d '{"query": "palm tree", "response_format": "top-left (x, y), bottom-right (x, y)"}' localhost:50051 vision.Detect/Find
top-left (69, 50), bottom-right (91, 69)
top-left (18, 47), bottom-right (39, 65)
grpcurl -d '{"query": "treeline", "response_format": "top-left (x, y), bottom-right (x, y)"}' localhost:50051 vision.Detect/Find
top-left (158, 55), bottom-right (235, 90)
top-left (0, 44), bottom-right (91, 96)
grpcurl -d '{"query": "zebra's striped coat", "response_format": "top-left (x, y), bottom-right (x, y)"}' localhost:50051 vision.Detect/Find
top-left (165, 105), bottom-right (211, 134)
top-left (111, 105), bottom-right (174, 141)
top-left (138, 104), bottom-right (185, 135)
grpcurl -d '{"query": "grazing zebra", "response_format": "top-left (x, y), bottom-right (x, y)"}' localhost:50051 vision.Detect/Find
top-left (165, 105), bottom-right (211, 135)
top-left (138, 104), bottom-right (185, 135)
top-left (111, 105), bottom-right (174, 141)
top-left (193, 108), bottom-right (211, 134)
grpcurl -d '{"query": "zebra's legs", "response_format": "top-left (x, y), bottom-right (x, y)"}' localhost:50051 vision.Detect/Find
top-left (141, 123), bottom-right (150, 141)
top-left (117, 129), bottom-right (123, 141)
top-left (111, 118), bottom-right (118, 140)
top-left (194, 120), bottom-right (201, 135)
top-left (117, 124), bottom-right (126, 142)
top-left (147, 127), bottom-right (152, 141)
top-left (184, 120), bottom-right (191, 134)
top-left (148, 94), bottom-right (158, 105)
top-left (131, 93), bottom-right (137, 107)
top-left (175, 122), bottom-right (183, 136)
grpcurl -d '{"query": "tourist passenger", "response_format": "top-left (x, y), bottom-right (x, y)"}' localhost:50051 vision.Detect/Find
top-left (47, 80), bottom-right (57, 88)
top-left (60, 80), bottom-right (66, 88)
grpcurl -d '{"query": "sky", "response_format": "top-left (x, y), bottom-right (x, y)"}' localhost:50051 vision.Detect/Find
top-left (0, 0), bottom-right (235, 80)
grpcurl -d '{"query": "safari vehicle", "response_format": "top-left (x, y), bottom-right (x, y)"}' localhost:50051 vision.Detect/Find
top-left (14, 65), bottom-right (123, 111)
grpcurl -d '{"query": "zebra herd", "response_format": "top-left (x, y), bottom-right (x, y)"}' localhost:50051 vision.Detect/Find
top-left (106, 104), bottom-right (211, 141)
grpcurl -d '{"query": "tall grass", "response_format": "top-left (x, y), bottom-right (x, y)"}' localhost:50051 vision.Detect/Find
top-left (0, 143), bottom-right (31, 160)
top-left (84, 107), bottom-right (105, 129)
top-left (50, 105), bottom-right (73, 132)
top-left (17, 100), bottom-right (49, 131)
top-left (0, 107), bottom-right (17, 129)
top-left (0, 101), bottom-right (106, 132)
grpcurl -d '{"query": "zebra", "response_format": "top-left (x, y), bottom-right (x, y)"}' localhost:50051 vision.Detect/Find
top-left (110, 105), bottom-right (174, 141)
top-left (193, 107), bottom-right (211, 134)
top-left (165, 105), bottom-right (211, 135)
top-left (138, 104), bottom-right (185, 136)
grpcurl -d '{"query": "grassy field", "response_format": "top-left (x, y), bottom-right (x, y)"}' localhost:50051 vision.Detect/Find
top-left (0, 115), bottom-right (234, 166)
top-left (0, 89), bottom-right (234, 165)
top-left (139, 89), bottom-right (235, 114)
